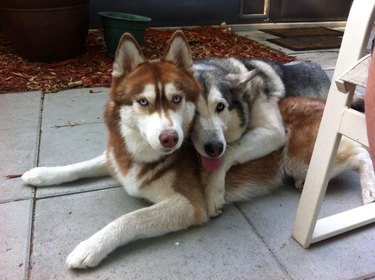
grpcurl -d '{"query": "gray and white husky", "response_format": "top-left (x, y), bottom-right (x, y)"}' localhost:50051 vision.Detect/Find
top-left (192, 57), bottom-right (331, 216)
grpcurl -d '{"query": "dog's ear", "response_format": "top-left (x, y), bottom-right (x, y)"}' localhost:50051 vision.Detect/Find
top-left (227, 69), bottom-right (258, 87)
top-left (112, 33), bottom-right (145, 78)
top-left (164, 30), bottom-right (193, 73)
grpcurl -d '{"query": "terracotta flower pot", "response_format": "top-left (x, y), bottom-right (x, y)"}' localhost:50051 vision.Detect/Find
top-left (0, 0), bottom-right (89, 62)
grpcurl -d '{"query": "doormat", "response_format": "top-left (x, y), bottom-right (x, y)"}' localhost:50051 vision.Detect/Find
top-left (267, 35), bottom-right (342, 51)
top-left (261, 27), bottom-right (343, 51)
top-left (0, 26), bottom-right (294, 93)
top-left (260, 27), bottom-right (343, 37)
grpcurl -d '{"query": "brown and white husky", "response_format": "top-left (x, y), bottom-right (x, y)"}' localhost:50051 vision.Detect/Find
top-left (23, 31), bottom-right (209, 268)
top-left (21, 31), bottom-right (375, 269)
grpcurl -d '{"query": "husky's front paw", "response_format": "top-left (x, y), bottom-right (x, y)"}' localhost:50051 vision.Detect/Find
top-left (205, 171), bottom-right (226, 217)
top-left (22, 167), bottom-right (55, 186)
top-left (22, 167), bottom-right (70, 186)
top-left (207, 194), bottom-right (225, 218)
top-left (66, 237), bottom-right (108, 269)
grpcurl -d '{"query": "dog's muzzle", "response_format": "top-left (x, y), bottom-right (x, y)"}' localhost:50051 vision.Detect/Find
top-left (197, 141), bottom-right (224, 172)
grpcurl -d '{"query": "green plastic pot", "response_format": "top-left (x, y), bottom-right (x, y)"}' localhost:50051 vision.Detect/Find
top-left (99, 11), bottom-right (151, 59)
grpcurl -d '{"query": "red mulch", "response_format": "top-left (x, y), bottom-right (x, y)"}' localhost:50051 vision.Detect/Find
top-left (0, 26), bottom-right (294, 93)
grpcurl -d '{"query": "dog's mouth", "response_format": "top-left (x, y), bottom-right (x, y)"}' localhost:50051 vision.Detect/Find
top-left (199, 154), bottom-right (222, 172)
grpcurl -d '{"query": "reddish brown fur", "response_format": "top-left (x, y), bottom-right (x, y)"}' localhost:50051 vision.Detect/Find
top-left (111, 60), bottom-right (200, 107)
top-left (226, 150), bottom-right (283, 191)
top-left (279, 97), bottom-right (324, 165)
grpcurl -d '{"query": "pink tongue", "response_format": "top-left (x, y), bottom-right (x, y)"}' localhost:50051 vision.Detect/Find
top-left (200, 155), bottom-right (222, 172)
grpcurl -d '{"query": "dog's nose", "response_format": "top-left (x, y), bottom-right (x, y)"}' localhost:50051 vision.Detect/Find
top-left (204, 142), bottom-right (224, 158)
top-left (159, 129), bottom-right (179, 148)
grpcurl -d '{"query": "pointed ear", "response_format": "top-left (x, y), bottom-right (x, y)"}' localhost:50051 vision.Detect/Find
top-left (227, 69), bottom-right (258, 87)
top-left (164, 30), bottom-right (193, 73)
top-left (112, 33), bottom-right (145, 78)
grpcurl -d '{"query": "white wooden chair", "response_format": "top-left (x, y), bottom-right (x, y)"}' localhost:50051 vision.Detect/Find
top-left (291, 0), bottom-right (375, 248)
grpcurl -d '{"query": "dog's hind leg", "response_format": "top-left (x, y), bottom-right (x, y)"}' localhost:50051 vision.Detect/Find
top-left (22, 152), bottom-right (109, 187)
top-left (66, 193), bottom-right (206, 269)
top-left (333, 139), bottom-right (375, 204)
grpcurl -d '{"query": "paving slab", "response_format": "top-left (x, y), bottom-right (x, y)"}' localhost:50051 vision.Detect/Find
top-left (36, 122), bottom-right (118, 198)
top-left (0, 128), bottom-right (38, 202)
top-left (0, 92), bottom-right (40, 202)
top-left (237, 173), bottom-right (375, 280)
top-left (30, 187), bottom-right (290, 280)
top-left (292, 51), bottom-right (339, 71)
top-left (42, 88), bottom-right (109, 128)
top-left (0, 92), bottom-right (41, 130)
top-left (0, 199), bottom-right (32, 280)
top-left (238, 30), bottom-right (340, 71)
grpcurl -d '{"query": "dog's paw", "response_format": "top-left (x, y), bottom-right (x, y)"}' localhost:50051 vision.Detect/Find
top-left (294, 178), bottom-right (305, 191)
top-left (22, 167), bottom-right (54, 186)
top-left (66, 238), bottom-right (108, 269)
top-left (22, 167), bottom-right (70, 186)
top-left (362, 188), bottom-right (375, 204)
top-left (206, 192), bottom-right (225, 218)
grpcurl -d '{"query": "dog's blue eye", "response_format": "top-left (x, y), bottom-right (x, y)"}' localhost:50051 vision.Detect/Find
top-left (216, 102), bottom-right (225, 113)
top-left (137, 98), bottom-right (149, 107)
top-left (172, 95), bottom-right (182, 104)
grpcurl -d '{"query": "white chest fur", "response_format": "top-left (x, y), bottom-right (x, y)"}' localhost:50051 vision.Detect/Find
top-left (108, 150), bottom-right (177, 203)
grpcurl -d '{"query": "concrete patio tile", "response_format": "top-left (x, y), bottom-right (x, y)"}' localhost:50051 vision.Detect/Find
top-left (42, 88), bottom-right (109, 128)
top-left (36, 122), bottom-right (118, 198)
top-left (237, 30), bottom-right (339, 71)
top-left (30, 188), bottom-right (290, 280)
top-left (236, 173), bottom-right (375, 280)
top-left (0, 128), bottom-right (38, 202)
top-left (292, 51), bottom-right (339, 70)
top-left (0, 199), bottom-right (32, 280)
top-left (0, 92), bottom-right (41, 130)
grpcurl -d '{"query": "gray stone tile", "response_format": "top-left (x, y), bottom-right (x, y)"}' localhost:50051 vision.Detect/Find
top-left (0, 92), bottom-right (41, 130)
top-left (42, 88), bottom-right (109, 128)
top-left (292, 51), bottom-right (339, 70)
top-left (30, 188), bottom-right (290, 280)
top-left (237, 173), bottom-right (375, 280)
top-left (0, 128), bottom-right (38, 202)
top-left (36, 122), bottom-right (118, 198)
top-left (0, 199), bottom-right (32, 280)
top-left (236, 30), bottom-right (340, 71)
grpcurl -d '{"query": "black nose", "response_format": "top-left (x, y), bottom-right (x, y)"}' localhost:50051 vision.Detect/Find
top-left (204, 142), bottom-right (224, 157)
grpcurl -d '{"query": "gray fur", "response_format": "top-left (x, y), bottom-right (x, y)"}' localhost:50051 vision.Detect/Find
top-left (195, 58), bottom-right (331, 100)
top-left (239, 58), bottom-right (331, 99)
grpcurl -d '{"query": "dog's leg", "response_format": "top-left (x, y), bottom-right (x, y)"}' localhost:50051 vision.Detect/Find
top-left (205, 168), bottom-right (226, 217)
top-left (228, 99), bottom-right (285, 166)
top-left (334, 142), bottom-right (375, 204)
top-left (66, 193), bottom-right (205, 269)
top-left (22, 153), bottom-right (109, 187)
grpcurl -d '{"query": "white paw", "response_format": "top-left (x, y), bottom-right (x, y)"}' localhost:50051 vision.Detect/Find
top-left (362, 189), bottom-right (375, 204)
top-left (206, 191), bottom-right (225, 218)
top-left (22, 167), bottom-right (55, 186)
top-left (294, 179), bottom-right (305, 191)
top-left (66, 237), bottom-right (108, 269)
top-left (22, 166), bottom-right (72, 186)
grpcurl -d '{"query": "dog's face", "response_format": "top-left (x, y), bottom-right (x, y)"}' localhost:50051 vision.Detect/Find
top-left (192, 69), bottom-right (257, 171)
top-left (106, 31), bottom-right (200, 161)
